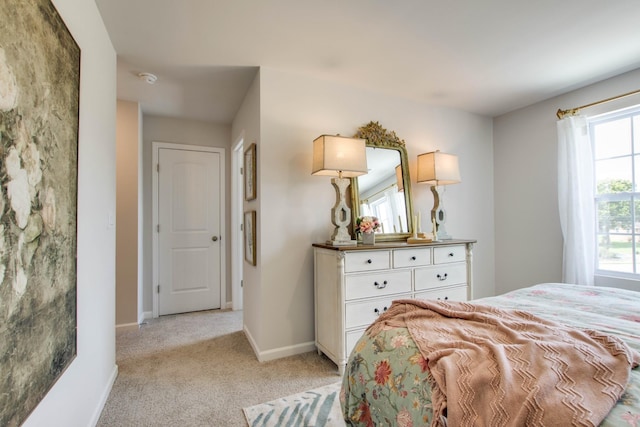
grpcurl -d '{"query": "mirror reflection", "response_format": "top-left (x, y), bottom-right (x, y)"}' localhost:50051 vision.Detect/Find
top-left (357, 148), bottom-right (407, 233)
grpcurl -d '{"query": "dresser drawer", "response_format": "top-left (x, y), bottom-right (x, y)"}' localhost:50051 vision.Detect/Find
top-left (414, 285), bottom-right (468, 302)
top-left (393, 247), bottom-right (432, 268)
top-left (414, 262), bottom-right (467, 291)
top-left (346, 328), bottom-right (366, 356)
top-left (345, 294), bottom-right (410, 329)
top-left (433, 245), bottom-right (466, 264)
top-left (345, 270), bottom-right (411, 300)
top-left (344, 250), bottom-right (391, 273)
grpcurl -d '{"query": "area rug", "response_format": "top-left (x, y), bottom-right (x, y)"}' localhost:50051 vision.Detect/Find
top-left (243, 382), bottom-right (345, 427)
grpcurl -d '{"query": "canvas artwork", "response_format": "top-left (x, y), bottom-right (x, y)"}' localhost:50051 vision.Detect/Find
top-left (0, 0), bottom-right (80, 426)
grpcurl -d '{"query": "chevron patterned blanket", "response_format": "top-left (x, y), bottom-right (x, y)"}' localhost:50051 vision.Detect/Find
top-left (372, 299), bottom-right (639, 427)
top-left (342, 284), bottom-right (640, 427)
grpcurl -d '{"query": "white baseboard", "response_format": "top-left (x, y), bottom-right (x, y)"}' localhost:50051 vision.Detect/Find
top-left (258, 341), bottom-right (316, 362)
top-left (138, 311), bottom-right (152, 324)
top-left (243, 325), bottom-right (316, 362)
top-left (115, 322), bottom-right (139, 331)
top-left (89, 364), bottom-right (118, 427)
top-left (243, 325), bottom-right (260, 359)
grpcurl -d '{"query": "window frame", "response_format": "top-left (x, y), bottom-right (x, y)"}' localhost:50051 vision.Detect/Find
top-left (590, 106), bottom-right (640, 279)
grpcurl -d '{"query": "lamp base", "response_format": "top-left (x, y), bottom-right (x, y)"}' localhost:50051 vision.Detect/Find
top-left (431, 186), bottom-right (453, 240)
top-left (328, 177), bottom-right (356, 245)
top-left (328, 238), bottom-right (358, 247)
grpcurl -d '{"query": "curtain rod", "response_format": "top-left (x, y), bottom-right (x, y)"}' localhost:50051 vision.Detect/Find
top-left (556, 88), bottom-right (640, 119)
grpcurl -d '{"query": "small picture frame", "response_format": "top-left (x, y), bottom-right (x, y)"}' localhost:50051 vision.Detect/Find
top-left (244, 210), bottom-right (256, 266)
top-left (244, 143), bottom-right (257, 201)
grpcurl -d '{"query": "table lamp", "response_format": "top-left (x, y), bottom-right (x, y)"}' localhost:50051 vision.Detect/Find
top-left (417, 150), bottom-right (461, 240)
top-left (312, 135), bottom-right (367, 246)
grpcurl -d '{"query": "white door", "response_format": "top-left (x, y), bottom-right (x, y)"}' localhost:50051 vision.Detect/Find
top-left (158, 147), bottom-right (222, 315)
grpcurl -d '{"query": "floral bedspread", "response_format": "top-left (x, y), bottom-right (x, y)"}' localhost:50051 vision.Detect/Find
top-left (341, 283), bottom-right (640, 427)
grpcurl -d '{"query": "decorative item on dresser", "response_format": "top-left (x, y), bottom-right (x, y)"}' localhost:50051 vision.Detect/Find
top-left (312, 239), bottom-right (475, 375)
top-left (312, 135), bottom-right (368, 246)
top-left (417, 150), bottom-right (461, 240)
top-left (351, 121), bottom-right (415, 242)
top-left (355, 215), bottom-right (380, 245)
top-left (361, 232), bottom-right (375, 245)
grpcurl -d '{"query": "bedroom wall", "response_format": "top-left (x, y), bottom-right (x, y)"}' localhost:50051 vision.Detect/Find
top-left (231, 71), bottom-right (262, 354)
top-left (241, 68), bottom-right (495, 359)
top-left (116, 100), bottom-right (141, 326)
top-left (22, 0), bottom-right (117, 426)
top-left (141, 115), bottom-right (233, 315)
top-left (493, 67), bottom-right (640, 295)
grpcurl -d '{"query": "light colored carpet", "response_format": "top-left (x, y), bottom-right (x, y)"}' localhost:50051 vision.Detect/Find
top-left (97, 309), bottom-right (340, 426)
top-left (243, 382), bottom-right (344, 427)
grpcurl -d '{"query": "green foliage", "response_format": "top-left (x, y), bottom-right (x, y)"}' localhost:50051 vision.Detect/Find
top-left (597, 179), bottom-right (634, 232)
top-left (597, 178), bottom-right (632, 194)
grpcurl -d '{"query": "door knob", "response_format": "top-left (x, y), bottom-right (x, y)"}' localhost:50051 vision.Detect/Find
top-left (212, 236), bottom-right (219, 241)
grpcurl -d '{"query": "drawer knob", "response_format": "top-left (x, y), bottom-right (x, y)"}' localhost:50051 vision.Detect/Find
top-left (448, 252), bottom-right (454, 257)
top-left (436, 273), bottom-right (448, 281)
top-left (437, 296), bottom-right (449, 301)
top-left (374, 307), bottom-right (389, 316)
top-left (367, 259), bottom-right (372, 264)
top-left (411, 256), bottom-right (416, 261)
top-left (374, 280), bottom-right (388, 289)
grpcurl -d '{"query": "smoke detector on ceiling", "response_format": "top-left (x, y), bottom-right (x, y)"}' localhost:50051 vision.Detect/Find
top-left (138, 72), bottom-right (157, 84)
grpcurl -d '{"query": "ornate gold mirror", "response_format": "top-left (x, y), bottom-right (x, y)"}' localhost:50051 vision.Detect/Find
top-left (351, 121), bottom-right (414, 241)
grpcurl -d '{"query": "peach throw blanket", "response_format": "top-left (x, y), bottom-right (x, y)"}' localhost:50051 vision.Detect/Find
top-left (368, 299), bottom-right (640, 427)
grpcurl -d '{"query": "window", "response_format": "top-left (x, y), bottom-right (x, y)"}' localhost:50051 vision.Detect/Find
top-left (359, 184), bottom-right (407, 233)
top-left (591, 106), bottom-right (640, 276)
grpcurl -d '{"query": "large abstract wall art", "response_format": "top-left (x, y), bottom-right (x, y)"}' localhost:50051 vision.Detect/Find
top-left (0, 0), bottom-right (80, 425)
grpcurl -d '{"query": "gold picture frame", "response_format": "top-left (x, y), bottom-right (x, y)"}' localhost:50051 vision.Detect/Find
top-left (244, 210), bottom-right (256, 266)
top-left (244, 143), bottom-right (257, 201)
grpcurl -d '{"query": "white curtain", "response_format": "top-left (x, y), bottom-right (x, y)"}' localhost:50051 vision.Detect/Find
top-left (557, 115), bottom-right (595, 285)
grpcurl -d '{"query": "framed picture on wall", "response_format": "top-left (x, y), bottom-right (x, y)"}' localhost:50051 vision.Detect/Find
top-left (244, 210), bottom-right (256, 266)
top-left (244, 143), bottom-right (257, 201)
top-left (1, 1), bottom-right (80, 425)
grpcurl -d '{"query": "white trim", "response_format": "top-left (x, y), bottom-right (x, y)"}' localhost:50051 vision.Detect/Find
top-left (243, 325), bottom-right (259, 359)
top-left (117, 309), bottom-right (151, 332)
top-left (231, 134), bottom-right (244, 311)
top-left (257, 341), bottom-right (317, 362)
top-left (152, 141), bottom-right (226, 318)
top-left (88, 365), bottom-right (118, 427)
top-left (137, 105), bottom-right (144, 328)
top-left (138, 310), bottom-right (152, 325)
top-left (595, 274), bottom-right (640, 291)
top-left (243, 326), bottom-right (316, 362)
top-left (115, 322), bottom-right (139, 331)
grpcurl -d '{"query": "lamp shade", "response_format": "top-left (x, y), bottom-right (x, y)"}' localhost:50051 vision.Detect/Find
top-left (311, 135), bottom-right (368, 178)
top-left (416, 151), bottom-right (461, 185)
top-left (395, 164), bottom-right (404, 192)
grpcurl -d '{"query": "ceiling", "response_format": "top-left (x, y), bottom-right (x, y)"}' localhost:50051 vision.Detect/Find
top-left (96, 0), bottom-right (640, 124)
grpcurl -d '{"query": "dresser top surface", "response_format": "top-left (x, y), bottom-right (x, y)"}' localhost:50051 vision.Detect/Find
top-left (312, 239), bottom-right (476, 251)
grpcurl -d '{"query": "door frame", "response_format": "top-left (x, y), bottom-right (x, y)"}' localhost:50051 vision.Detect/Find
top-left (152, 141), bottom-right (226, 318)
top-left (231, 135), bottom-right (244, 311)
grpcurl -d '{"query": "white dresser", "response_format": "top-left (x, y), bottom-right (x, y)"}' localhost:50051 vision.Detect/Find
top-left (313, 239), bottom-right (475, 375)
